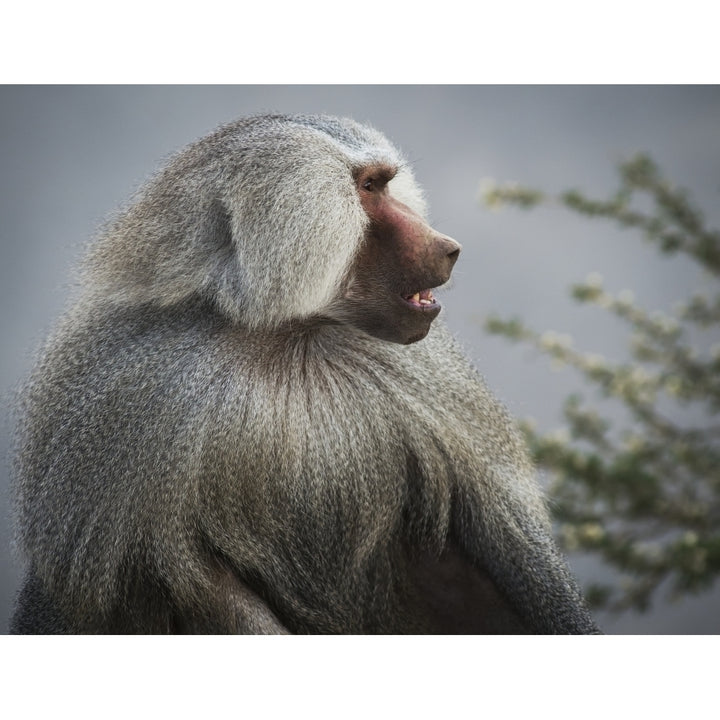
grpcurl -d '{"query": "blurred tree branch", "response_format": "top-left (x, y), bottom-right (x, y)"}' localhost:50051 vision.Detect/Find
top-left (481, 155), bottom-right (720, 613)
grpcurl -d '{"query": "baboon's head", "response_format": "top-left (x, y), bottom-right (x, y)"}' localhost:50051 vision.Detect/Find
top-left (84, 114), bottom-right (460, 344)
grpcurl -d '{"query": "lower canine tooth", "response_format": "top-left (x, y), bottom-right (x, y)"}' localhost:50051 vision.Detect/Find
top-left (411, 293), bottom-right (420, 302)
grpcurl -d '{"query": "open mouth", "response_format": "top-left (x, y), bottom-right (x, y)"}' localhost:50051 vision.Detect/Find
top-left (401, 289), bottom-right (439, 310)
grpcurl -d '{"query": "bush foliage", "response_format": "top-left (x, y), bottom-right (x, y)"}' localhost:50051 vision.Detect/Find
top-left (481, 155), bottom-right (720, 612)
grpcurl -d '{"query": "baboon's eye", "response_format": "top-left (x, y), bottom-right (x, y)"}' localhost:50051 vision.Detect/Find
top-left (358, 166), bottom-right (395, 193)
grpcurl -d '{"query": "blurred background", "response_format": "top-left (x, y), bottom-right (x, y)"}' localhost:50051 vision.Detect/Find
top-left (1, 85), bottom-right (718, 634)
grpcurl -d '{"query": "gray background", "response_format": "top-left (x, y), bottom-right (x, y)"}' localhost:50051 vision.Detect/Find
top-left (1, 85), bottom-right (719, 634)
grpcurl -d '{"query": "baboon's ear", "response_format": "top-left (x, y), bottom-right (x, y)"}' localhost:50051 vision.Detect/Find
top-left (204, 199), bottom-right (234, 253)
top-left (198, 198), bottom-right (244, 311)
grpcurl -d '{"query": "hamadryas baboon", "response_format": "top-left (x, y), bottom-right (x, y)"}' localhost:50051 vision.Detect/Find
top-left (10, 114), bottom-right (599, 634)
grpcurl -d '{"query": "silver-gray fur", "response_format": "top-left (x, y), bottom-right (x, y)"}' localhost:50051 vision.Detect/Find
top-left (10, 114), bottom-right (599, 633)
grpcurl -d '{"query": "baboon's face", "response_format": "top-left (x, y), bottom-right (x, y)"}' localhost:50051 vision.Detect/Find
top-left (342, 165), bottom-right (461, 345)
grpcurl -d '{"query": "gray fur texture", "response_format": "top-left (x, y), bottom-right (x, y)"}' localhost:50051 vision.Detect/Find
top-left (10, 114), bottom-right (599, 633)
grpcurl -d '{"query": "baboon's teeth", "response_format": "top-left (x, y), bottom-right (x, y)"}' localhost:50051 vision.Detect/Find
top-left (405, 289), bottom-right (436, 307)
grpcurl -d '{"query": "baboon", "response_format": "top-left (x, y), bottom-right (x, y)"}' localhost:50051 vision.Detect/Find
top-left (10, 114), bottom-right (600, 634)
